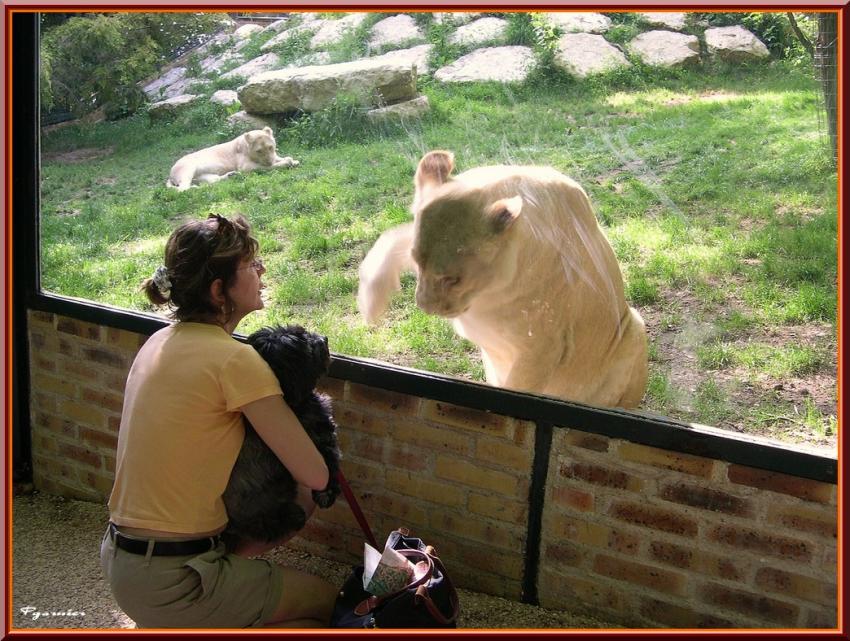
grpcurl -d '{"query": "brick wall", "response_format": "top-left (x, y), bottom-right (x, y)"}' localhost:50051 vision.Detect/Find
top-left (25, 311), bottom-right (838, 628)
top-left (539, 430), bottom-right (837, 627)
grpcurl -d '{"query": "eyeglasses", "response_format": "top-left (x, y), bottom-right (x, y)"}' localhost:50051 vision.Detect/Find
top-left (239, 258), bottom-right (265, 272)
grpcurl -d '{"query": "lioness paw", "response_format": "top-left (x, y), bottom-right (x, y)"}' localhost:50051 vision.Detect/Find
top-left (276, 156), bottom-right (299, 168)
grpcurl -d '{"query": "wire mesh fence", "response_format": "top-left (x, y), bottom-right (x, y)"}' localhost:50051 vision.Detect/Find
top-left (814, 12), bottom-right (838, 166)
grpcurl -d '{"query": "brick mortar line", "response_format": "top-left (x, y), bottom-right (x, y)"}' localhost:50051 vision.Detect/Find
top-left (543, 561), bottom-right (820, 628)
top-left (540, 506), bottom-right (831, 577)
top-left (546, 483), bottom-right (836, 548)
top-left (541, 531), bottom-right (835, 608)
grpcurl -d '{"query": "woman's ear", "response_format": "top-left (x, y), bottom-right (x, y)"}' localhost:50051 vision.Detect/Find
top-left (209, 278), bottom-right (226, 308)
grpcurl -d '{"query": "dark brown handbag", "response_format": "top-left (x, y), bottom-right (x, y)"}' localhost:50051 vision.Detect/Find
top-left (330, 471), bottom-right (460, 628)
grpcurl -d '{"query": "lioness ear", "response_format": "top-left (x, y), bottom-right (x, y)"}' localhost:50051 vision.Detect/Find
top-left (244, 131), bottom-right (256, 144)
top-left (413, 150), bottom-right (455, 211)
top-left (486, 195), bottom-right (523, 233)
top-left (415, 150), bottom-right (454, 190)
top-left (263, 126), bottom-right (273, 136)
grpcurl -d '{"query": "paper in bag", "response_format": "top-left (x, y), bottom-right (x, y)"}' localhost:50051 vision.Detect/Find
top-left (362, 541), bottom-right (414, 596)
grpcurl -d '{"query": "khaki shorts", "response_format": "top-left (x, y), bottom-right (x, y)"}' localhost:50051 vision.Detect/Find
top-left (100, 525), bottom-right (284, 628)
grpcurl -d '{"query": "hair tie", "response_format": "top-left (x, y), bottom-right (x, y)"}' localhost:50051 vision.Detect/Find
top-left (152, 265), bottom-right (172, 294)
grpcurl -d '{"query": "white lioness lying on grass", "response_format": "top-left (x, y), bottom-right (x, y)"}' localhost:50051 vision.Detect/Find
top-left (167, 127), bottom-right (299, 191)
top-left (357, 151), bottom-right (648, 409)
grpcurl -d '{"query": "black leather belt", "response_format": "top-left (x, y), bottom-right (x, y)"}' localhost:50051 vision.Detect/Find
top-left (109, 523), bottom-right (220, 557)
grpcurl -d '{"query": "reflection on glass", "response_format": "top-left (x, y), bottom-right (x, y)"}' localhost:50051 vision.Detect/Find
top-left (38, 11), bottom-right (837, 450)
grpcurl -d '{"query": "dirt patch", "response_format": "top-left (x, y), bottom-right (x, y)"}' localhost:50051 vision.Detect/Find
top-left (42, 147), bottom-right (114, 164)
top-left (639, 288), bottom-right (837, 452)
top-left (663, 91), bottom-right (741, 107)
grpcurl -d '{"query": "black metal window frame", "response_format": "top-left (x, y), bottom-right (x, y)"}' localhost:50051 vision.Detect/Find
top-left (10, 11), bottom-right (838, 493)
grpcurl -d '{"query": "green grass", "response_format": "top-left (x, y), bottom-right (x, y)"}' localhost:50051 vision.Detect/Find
top-left (39, 25), bottom-right (837, 445)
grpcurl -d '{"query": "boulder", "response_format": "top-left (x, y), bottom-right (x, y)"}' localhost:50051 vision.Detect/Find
top-left (433, 12), bottom-right (482, 26)
top-left (366, 95), bottom-right (430, 123)
top-left (434, 46), bottom-right (537, 83)
top-left (234, 24), bottom-right (264, 40)
top-left (222, 52), bottom-right (282, 79)
top-left (238, 58), bottom-right (418, 113)
top-left (227, 110), bottom-right (275, 130)
top-left (262, 18), bottom-right (290, 35)
top-left (289, 52), bottom-right (333, 68)
top-left (261, 22), bottom-right (323, 53)
top-left (143, 66), bottom-right (187, 98)
top-left (210, 90), bottom-right (239, 106)
top-left (629, 30), bottom-right (700, 67)
top-left (543, 12), bottom-right (612, 34)
top-left (367, 44), bottom-right (433, 75)
top-left (369, 15), bottom-right (425, 51)
top-left (704, 25), bottom-right (770, 62)
top-left (554, 33), bottom-right (630, 78)
top-left (638, 12), bottom-right (689, 31)
top-left (148, 94), bottom-right (201, 119)
top-left (157, 77), bottom-right (196, 101)
top-left (311, 13), bottom-right (368, 49)
top-left (449, 17), bottom-right (509, 47)
top-left (200, 49), bottom-right (243, 75)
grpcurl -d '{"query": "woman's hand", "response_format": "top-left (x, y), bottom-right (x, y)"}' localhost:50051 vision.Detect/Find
top-left (240, 395), bottom-right (330, 491)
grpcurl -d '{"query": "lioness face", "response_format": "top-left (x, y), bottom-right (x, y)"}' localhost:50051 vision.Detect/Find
top-left (245, 128), bottom-right (278, 166)
top-left (412, 189), bottom-right (520, 317)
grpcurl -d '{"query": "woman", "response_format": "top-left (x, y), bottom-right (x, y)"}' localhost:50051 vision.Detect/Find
top-left (100, 213), bottom-right (337, 628)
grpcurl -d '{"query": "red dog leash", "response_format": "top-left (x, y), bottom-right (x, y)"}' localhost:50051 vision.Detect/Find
top-left (336, 469), bottom-right (379, 549)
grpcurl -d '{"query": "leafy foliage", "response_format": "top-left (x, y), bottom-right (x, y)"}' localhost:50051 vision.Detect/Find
top-left (40, 13), bottom-right (222, 118)
top-left (696, 12), bottom-right (817, 63)
top-left (281, 93), bottom-right (373, 147)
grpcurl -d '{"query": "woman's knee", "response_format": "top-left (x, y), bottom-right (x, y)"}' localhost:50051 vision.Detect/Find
top-left (266, 566), bottom-right (336, 626)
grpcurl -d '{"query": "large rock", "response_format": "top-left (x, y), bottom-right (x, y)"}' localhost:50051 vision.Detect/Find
top-left (238, 58), bottom-right (418, 113)
top-left (629, 30), bottom-right (701, 67)
top-left (210, 89), bottom-right (239, 106)
top-left (227, 110), bottom-right (275, 130)
top-left (288, 52), bottom-right (333, 68)
top-left (262, 18), bottom-right (290, 35)
top-left (367, 44), bottom-right (433, 75)
top-left (704, 25), bottom-right (770, 62)
top-left (369, 15), bottom-right (425, 50)
top-left (233, 24), bottom-right (264, 40)
top-left (543, 12), bottom-right (612, 34)
top-left (143, 66), bottom-right (187, 98)
top-left (311, 13), bottom-right (368, 49)
top-left (434, 46), bottom-right (537, 83)
top-left (366, 95), bottom-right (430, 123)
top-left (261, 22), bottom-right (323, 52)
top-left (147, 94), bottom-right (201, 119)
top-left (200, 49), bottom-right (243, 75)
top-left (554, 33), bottom-right (630, 78)
top-left (222, 52), bottom-right (282, 79)
top-left (433, 12), bottom-right (482, 26)
top-left (638, 12), bottom-right (688, 31)
top-left (449, 17), bottom-right (509, 47)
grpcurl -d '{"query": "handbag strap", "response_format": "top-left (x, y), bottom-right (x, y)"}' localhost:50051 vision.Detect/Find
top-left (423, 555), bottom-right (460, 625)
top-left (354, 550), bottom-right (460, 626)
top-left (336, 469), bottom-right (379, 549)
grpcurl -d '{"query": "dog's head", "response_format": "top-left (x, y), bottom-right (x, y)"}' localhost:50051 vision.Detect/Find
top-left (247, 325), bottom-right (331, 405)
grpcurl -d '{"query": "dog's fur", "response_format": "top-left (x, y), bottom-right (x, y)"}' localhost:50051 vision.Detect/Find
top-left (167, 127), bottom-right (299, 191)
top-left (357, 150), bottom-right (648, 409)
top-left (221, 325), bottom-right (341, 551)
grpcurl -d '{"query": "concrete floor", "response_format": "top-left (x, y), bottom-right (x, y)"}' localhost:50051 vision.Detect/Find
top-left (10, 490), bottom-right (619, 630)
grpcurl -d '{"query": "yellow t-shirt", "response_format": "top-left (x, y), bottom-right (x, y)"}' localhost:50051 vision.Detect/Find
top-left (108, 322), bottom-right (283, 533)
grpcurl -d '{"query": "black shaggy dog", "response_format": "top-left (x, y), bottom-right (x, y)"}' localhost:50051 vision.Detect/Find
top-left (221, 325), bottom-right (342, 552)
